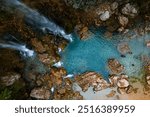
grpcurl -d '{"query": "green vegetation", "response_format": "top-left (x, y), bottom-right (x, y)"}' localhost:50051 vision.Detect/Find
top-left (0, 80), bottom-right (27, 100)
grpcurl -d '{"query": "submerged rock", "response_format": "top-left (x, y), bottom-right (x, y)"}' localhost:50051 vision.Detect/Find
top-left (30, 87), bottom-right (50, 100)
top-left (0, 72), bottom-right (21, 86)
top-left (108, 58), bottom-right (124, 74)
top-left (117, 42), bottom-right (131, 55)
top-left (106, 90), bottom-right (116, 97)
top-left (146, 41), bottom-right (150, 48)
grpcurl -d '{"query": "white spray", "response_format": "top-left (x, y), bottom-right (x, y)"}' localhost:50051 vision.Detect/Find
top-left (0, 35), bottom-right (35, 58)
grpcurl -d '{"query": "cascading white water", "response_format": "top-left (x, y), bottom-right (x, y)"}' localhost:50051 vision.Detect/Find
top-left (0, 34), bottom-right (48, 84)
top-left (0, 35), bottom-right (35, 58)
top-left (2, 0), bottom-right (73, 42)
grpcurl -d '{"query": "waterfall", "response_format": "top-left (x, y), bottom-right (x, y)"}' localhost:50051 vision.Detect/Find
top-left (0, 34), bottom-right (48, 86)
top-left (0, 35), bottom-right (35, 58)
top-left (2, 0), bottom-right (73, 42)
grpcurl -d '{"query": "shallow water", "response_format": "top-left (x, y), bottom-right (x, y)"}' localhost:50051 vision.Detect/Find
top-left (62, 29), bottom-right (150, 80)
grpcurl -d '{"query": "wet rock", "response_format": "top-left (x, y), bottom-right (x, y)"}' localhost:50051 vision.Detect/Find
top-left (77, 25), bottom-right (91, 40)
top-left (0, 72), bottom-right (21, 86)
top-left (100, 11), bottom-right (110, 21)
top-left (108, 58), bottom-right (124, 74)
top-left (75, 72), bottom-right (109, 92)
top-left (141, 55), bottom-right (150, 64)
top-left (104, 31), bottom-right (112, 38)
top-left (118, 16), bottom-right (129, 27)
top-left (31, 38), bottom-right (46, 53)
top-left (117, 42), bottom-right (131, 55)
top-left (146, 41), bottom-right (150, 48)
top-left (136, 28), bottom-right (145, 36)
top-left (106, 90), bottom-right (116, 97)
top-left (57, 40), bottom-right (68, 53)
top-left (122, 3), bottom-right (138, 17)
top-left (30, 87), bottom-right (50, 100)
